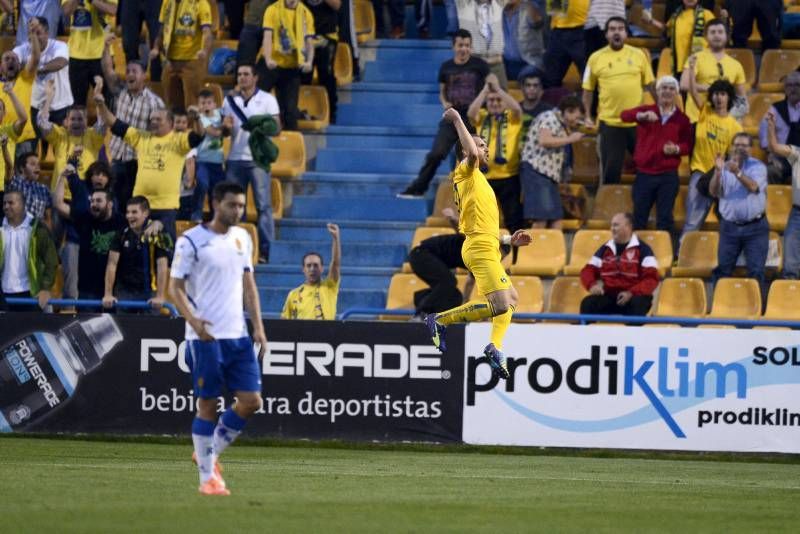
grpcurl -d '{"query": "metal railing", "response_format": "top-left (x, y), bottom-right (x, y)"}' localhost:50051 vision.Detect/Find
top-left (5, 298), bottom-right (179, 318)
top-left (338, 308), bottom-right (800, 328)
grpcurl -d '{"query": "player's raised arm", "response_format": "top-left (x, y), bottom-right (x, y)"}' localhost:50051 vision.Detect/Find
top-left (443, 108), bottom-right (479, 169)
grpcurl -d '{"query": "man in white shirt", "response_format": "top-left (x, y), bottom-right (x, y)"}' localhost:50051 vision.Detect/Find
top-left (222, 63), bottom-right (280, 264)
top-left (12, 16), bottom-right (73, 143)
top-left (169, 180), bottom-right (267, 496)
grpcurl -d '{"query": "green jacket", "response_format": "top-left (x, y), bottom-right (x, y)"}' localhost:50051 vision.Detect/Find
top-left (243, 114), bottom-right (280, 172)
top-left (0, 217), bottom-right (58, 295)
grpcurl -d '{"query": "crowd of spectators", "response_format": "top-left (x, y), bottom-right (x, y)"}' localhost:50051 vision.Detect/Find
top-left (0, 0), bottom-right (798, 320)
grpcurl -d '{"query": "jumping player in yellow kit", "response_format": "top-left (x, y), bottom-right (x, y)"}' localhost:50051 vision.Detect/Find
top-left (425, 108), bottom-right (532, 379)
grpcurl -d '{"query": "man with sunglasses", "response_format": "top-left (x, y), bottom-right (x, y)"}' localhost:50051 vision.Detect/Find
top-left (680, 18), bottom-right (747, 123)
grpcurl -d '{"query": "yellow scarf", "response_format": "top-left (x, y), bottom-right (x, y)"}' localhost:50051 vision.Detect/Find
top-left (275, 1), bottom-right (308, 65)
top-left (161, 0), bottom-right (178, 58)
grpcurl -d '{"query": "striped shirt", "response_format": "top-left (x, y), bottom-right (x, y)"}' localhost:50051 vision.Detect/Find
top-left (109, 87), bottom-right (165, 162)
top-left (584, 0), bottom-right (625, 30)
top-left (6, 176), bottom-right (52, 219)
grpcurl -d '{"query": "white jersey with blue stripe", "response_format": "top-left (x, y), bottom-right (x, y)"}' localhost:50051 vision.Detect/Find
top-left (170, 225), bottom-right (254, 340)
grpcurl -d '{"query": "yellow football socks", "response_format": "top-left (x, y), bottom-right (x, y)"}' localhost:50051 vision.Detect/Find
top-left (435, 300), bottom-right (495, 325)
top-left (490, 305), bottom-right (515, 350)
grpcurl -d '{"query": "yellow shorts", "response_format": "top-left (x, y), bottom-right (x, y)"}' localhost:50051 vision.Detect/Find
top-left (462, 234), bottom-right (512, 296)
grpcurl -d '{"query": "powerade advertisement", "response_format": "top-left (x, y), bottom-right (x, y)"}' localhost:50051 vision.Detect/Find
top-left (0, 315), bottom-right (464, 442)
top-left (463, 324), bottom-right (800, 453)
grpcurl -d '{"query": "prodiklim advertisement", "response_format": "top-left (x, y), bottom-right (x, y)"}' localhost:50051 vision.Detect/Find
top-left (463, 324), bottom-right (800, 453)
top-left (0, 315), bottom-right (464, 443)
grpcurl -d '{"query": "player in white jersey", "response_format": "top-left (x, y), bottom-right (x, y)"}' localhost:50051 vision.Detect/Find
top-left (169, 181), bottom-right (267, 496)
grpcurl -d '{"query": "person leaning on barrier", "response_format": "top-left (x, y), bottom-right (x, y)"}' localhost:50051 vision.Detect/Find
top-left (281, 223), bottom-right (341, 320)
top-left (102, 196), bottom-right (171, 314)
top-left (579, 212), bottom-right (660, 317)
top-left (0, 189), bottom-right (57, 311)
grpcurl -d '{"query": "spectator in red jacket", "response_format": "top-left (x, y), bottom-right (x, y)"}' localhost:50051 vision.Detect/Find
top-left (580, 212), bottom-right (660, 316)
top-left (620, 76), bottom-right (692, 236)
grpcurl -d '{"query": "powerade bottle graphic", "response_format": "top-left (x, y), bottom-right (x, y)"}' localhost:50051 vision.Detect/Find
top-left (0, 316), bottom-right (122, 432)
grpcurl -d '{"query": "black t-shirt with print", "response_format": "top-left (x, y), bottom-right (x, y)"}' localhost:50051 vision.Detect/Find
top-left (109, 226), bottom-right (171, 296)
top-left (438, 57), bottom-right (491, 113)
top-left (73, 210), bottom-right (126, 296)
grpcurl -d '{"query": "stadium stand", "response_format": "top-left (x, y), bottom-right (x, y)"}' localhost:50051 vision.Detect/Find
top-left (563, 230), bottom-right (612, 276)
top-left (653, 277), bottom-right (707, 318)
top-left (510, 229), bottom-right (566, 276)
top-left (672, 232), bottom-right (719, 278)
top-left (707, 278), bottom-right (763, 320)
top-left (546, 276), bottom-right (588, 318)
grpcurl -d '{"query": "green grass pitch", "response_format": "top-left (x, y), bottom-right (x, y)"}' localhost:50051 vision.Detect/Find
top-left (1, 437), bottom-right (798, 533)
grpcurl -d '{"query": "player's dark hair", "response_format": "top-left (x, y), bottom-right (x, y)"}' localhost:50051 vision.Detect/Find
top-left (4, 188), bottom-right (24, 204)
top-left (705, 18), bottom-right (727, 34)
top-left (91, 187), bottom-right (113, 201)
top-left (127, 195), bottom-right (150, 211)
top-left (452, 29), bottom-right (472, 44)
top-left (707, 79), bottom-right (736, 111)
top-left (198, 88), bottom-right (215, 100)
top-left (519, 72), bottom-right (543, 86)
top-left (604, 16), bottom-right (628, 33)
top-left (171, 106), bottom-right (187, 117)
top-left (67, 105), bottom-right (87, 115)
top-left (85, 160), bottom-right (111, 180)
top-left (732, 132), bottom-right (752, 146)
top-left (213, 180), bottom-right (245, 201)
top-left (558, 95), bottom-right (583, 113)
top-left (34, 16), bottom-right (48, 30)
top-left (14, 151), bottom-right (37, 174)
top-left (302, 252), bottom-right (324, 266)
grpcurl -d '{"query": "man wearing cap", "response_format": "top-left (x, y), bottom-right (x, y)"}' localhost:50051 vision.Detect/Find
top-left (100, 34), bottom-right (165, 208)
top-left (620, 75), bottom-right (692, 236)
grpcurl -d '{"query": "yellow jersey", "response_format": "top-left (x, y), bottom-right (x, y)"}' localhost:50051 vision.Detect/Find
top-left (582, 45), bottom-right (655, 128)
top-left (0, 124), bottom-right (19, 191)
top-left (281, 278), bottom-right (339, 320)
top-left (0, 70), bottom-right (35, 143)
top-left (64, 0), bottom-right (117, 60)
top-left (690, 103), bottom-right (743, 173)
top-left (551, 0), bottom-right (589, 29)
top-left (160, 0), bottom-right (212, 61)
top-left (45, 125), bottom-right (106, 199)
top-left (475, 109), bottom-right (523, 179)
top-left (667, 8), bottom-right (713, 75)
top-left (262, 2), bottom-right (315, 69)
top-left (453, 160), bottom-right (500, 238)
top-left (125, 128), bottom-right (192, 209)
top-left (683, 49), bottom-right (746, 123)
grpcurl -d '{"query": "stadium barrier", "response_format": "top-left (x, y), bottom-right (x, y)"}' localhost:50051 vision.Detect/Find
top-left (5, 298), bottom-right (179, 317)
top-left (2, 313), bottom-right (797, 453)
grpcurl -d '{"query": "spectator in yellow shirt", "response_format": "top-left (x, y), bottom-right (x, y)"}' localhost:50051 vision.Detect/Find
top-left (582, 16), bottom-right (654, 184)
top-left (151, 0), bottom-right (214, 109)
top-left (62, 0), bottom-right (118, 106)
top-left (664, 0), bottom-right (714, 78)
top-left (0, 46), bottom-right (37, 157)
top-left (281, 223), bottom-right (341, 320)
top-left (260, 0), bottom-right (315, 131)
top-left (679, 18), bottom-right (747, 123)
top-left (467, 73), bottom-right (524, 233)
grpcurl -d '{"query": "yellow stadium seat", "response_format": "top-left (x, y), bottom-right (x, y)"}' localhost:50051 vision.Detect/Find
top-left (636, 230), bottom-right (673, 276)
top-left (742, 93), bottom-right (784, 136)
top-left (708, 278), bottom-right (762, 320)
top-left (758, 50), bottom-right (800, 93)
top-left (510, 276), bottom-right (544, 319)
top-left (238, 222), bottom-right (259, 265)
top-left (354, 0), bottom-right (376, 43)
top-left (763, 280), bottom-right (800, 320)
top-left (297, 85), bottom-right (330, 131)
top-left (335, 42), bottom-right (354, 86)
top-left (563, 230), bottom-right (611, 276)
top-left (382, 273), bottom-right (470, 320)
top-left (586, 185), bottom-right (633, 229)
top-left (560, 183), bottom-right (589, 230)
top-left (111, 37), bottom-right (127, 78)
top-left (572, 137), bottom-right (600, 185)
top-left (270, 131), bottom-right (306, 178)
top-left (510, 229), bottom-right (566, 276)
top-left (653, 277), bottom-right (707, 317)
top-left (426, 180), bottom-right (457, 226)
top-left (727, 49), bottom-right (756, 88)
top-left (176, 220), bottom-right (198, 236)
top-left (562, 63), bottom-right (581, 91)
top-left (201, 82), bottom-right (224, 108)
top-left (271, 179), bottom-right (283, 221)
top-left (546, 276), bottom-right (588, 316)
top-left (672, 231), bottom-right (718, 277)
top-left (766, 185), bottom-right (792, 232)
top-left (656, 48), bottom-right (673, 78)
